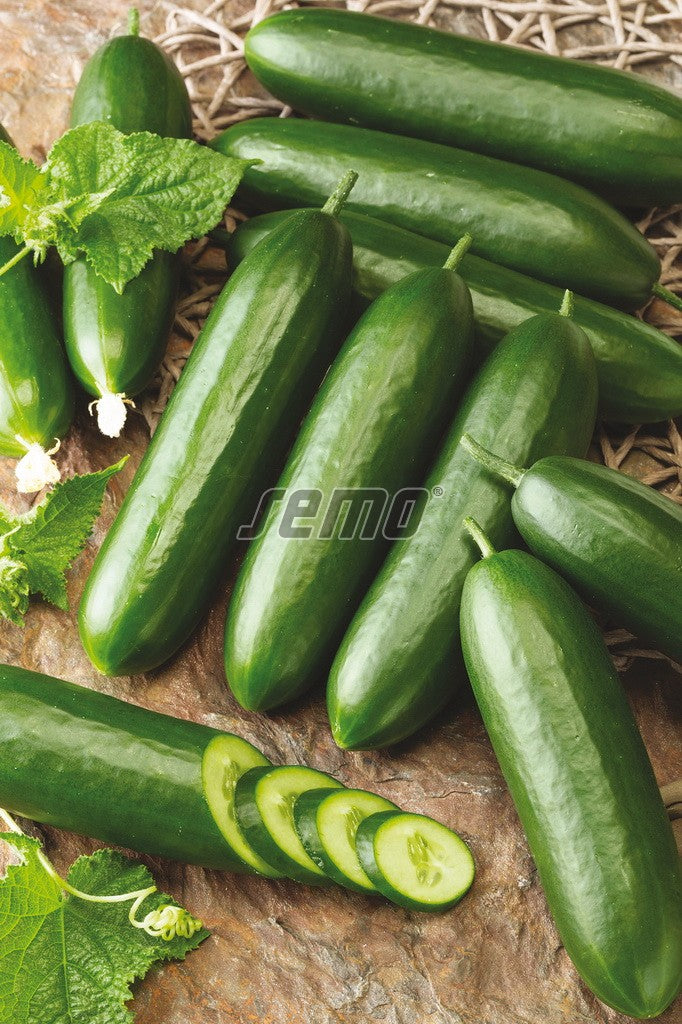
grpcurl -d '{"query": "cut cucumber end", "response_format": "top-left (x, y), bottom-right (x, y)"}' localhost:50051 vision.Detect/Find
top-left (295, 788), bottom-right (399, 895)
top-left (356, 811), bottom-right (475, 913)
top-left (235, 765), bottom-right (343, 884)
top-left (202, 734), bottom-right (283, 877)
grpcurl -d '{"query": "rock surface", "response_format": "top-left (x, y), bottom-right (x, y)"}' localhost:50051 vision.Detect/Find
top-left (0, 3), bottom-right (680, 1022)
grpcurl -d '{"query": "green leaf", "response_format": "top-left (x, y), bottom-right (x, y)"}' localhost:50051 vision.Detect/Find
top-left (0, 557), bottom-right (30, 625)
top-left (12, 121), bottom-right (250, 292)
top-left (5, 458), bottom-right (127, 610)
top-left (0, 143), bottom-right (46, 243)
top-left (0, 834), bottom-right (207, 1024)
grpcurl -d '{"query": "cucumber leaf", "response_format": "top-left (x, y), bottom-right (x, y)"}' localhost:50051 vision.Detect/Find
top-left (0, 458), bottom-right (126, 619)
top-left (0, 123), bottom-right (250, 291)
top-left (0, 832), bottom-right (207, 1024)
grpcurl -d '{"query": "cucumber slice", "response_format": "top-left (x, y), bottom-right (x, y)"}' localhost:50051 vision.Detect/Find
top-left (235, 765), bottom-right (343, 883)
top-left (294, 787), bottom-right (398, 894)
top-left (356, 811), bottom-right (475, 912)
top-left (202, 734), bottom-right (283, 877)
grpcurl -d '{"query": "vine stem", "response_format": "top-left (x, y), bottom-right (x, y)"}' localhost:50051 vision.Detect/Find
top-left (322, 170), bottom-right (358, 217)
top-left (652, 282), bottom-right (682, 314)
top-left (443, 233), bottom-right (473, 271)
top-left (0, 244), bottom-right (32, 279)
top-left (463, 517), bottom-right (496, 559)
top-left (459, 434), bottom-right (526, 487)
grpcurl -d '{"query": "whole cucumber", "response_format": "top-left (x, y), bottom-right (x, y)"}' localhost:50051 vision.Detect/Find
top-left (0, 664), bottom-right (272, 871)
top-left (225, 240), bottom-right (475, 711)
top-left (64, 9), bottom-right (191, 437)
top-left (460, 531), bottom-right (682, 1018)
top-left (461, 439), bottom-right (682, 662)
top-left (212, 117), bottom-right (658, 310)
top-left (79, 185), bottom-right (354, 676)
top-left (246, 8), bottom-right (682, 206)
top-left (227, 209), bottom-right (682, 424)
top-left (327, 305), bottom-right (598, 749)
top-left (0, 124), bottom-right (73, 491)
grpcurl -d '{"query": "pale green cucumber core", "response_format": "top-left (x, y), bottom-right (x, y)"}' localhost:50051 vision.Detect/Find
top-left (257, 767), bottom-right (342, 877)
top-left (318, 789), bottom-right (397, 891)
top-left (376, 814), bottom-right (475, 905)
top-left (202, 734), bottom-right (281, 876)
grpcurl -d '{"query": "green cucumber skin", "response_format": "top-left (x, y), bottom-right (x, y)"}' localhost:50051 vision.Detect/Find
top-left (65, 28), bottom-right (191, 403)
top-left (79, 209), bottom-right (352, 676)
top-left (246, 8), bottom-right (682, 207)
top-left (327, 313), bottom-right (598, 750)
top-left (63, 252), bottom-right (179, 399)
top-left (225, 266), bottom-right (474, 712)
top-left (511, 457), bottom-right (682, 662)
top-left (212, 117), bottom-right (658, 310)
top-left (234, 767), bottom-right (340, 884)
top-left (460, 550), bottom-right (682, 1018)
top-left (70, 34), bottom-right (191, 138)
top-left (0, 664), bottom-right (257, 871)
top-left (0, 238), bottom-right (74, 457)
top-left (0, 123), bottom-right (73, 457)
top-left (227, 211), bottom-right (682, 425)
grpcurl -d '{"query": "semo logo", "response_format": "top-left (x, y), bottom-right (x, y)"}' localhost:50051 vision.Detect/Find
top-left (238, 487), bottom-right (432, 541)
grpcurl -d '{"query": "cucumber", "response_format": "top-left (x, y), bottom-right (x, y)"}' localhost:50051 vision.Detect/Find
top-left (234, 765), bottom-right (343, 883)
top-left (460, 523), bottom-right (682, 1018)
top-left (212, 117), bottom-right (659, 310)
top-left (355, 811), bottom-right (475, 913)
top-left (0, 664), bottom-right (273, 872)
top-left (0, 124), bottom-right (74, 491)
top-left (327, 302), bottom-right (598, 749)
top-left (293, 787), bottom-right (398, 894)
top-left (461, 438), bottom-right (682, 662)
top-left (64, 9), bottom-right (191, 436)
top-left (224, 238), bottom-right (475, 712)
top-left (79, 180), bottom-right (354, 676)
top-left (227, 210), bottom-right (682, 425)
top-left (245, 8), bottom-right (682, 206)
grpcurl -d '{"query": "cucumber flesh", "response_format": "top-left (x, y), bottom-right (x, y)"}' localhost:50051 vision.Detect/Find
top-left (235, 765), bottom-right (343, 883)
top-left (295, 787), bottom-right (398, 894)
top-left (202, 735), bottom-right (283, 877)
top-left (356, 811), bottom-right (475, 912)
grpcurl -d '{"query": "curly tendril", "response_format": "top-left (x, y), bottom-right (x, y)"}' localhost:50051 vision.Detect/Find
top-left (130, 896), bottom-right (203, 941)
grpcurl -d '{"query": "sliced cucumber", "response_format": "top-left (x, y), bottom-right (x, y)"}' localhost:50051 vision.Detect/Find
top-left (356, 811), bottom-right (475, 912)
top-left (202, 734), bottom-right (283, 878)
top-left (234, 765), bottom-right (343, 883)
top-left (294, 788), bottom-right (398, 894)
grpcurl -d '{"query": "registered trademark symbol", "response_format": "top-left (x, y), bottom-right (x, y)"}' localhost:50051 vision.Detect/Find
top-left (432, 486), bottom-right (443, 497)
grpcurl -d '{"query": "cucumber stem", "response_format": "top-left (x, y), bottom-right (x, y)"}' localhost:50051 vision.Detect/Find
top-left (652, 282), bottom-right (682, 314)
top-left (322, 170), bottom-right (358, 217)
top-left (128, 8), bottom-right (140, 36)
top-left (459, 434), bottom-right (525, 487)
top-left (559, 289), bottom-right (574, 317)
top-left (443, 233), bottom-right (473, 271)
top-left (0, 244), bottom-right (32, 279)
top-left (463, 517), bottom-right (496, 559)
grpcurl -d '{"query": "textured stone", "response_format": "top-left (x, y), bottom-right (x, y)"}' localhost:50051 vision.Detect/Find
top-left (0, 3), bottom-right (680, 1022)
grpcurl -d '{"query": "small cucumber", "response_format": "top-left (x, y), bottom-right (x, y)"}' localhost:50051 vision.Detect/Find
top-left (460, 522), bottom-right (682, 1017)
top-left (294, 787), bottom-right (398, 894)
top-left (355, 811), bottom-right (475, 913)
top-left (0, 124), bottom-right (74, 491)
top-left (328, 300), bottom-right (598, 749)
top-left (227, 209), bottom-right (682, 427)
top-left (213, 117), bottom-right (659, 310)
top-left (0, 664), bottom-right (272, 872)
top-left (234, 765), bottom-right (343, 883)
top-left (224, 237), bottom-right (474, 711)
top-left (64, 9), bottom-right (191, 436)
top-left (461, 438), bottom-right (682, 663)
top-left (79, 179), bottom-right (354, 676)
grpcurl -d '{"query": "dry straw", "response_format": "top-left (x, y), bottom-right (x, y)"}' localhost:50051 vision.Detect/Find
top-left (139, 0), bottom-right (681, 671)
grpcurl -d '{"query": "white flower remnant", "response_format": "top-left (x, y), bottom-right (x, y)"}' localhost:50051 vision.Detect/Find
top-left (14, 438), bottom-right (61, 493)
top-left (89, 392), bottom-right (134, 438)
